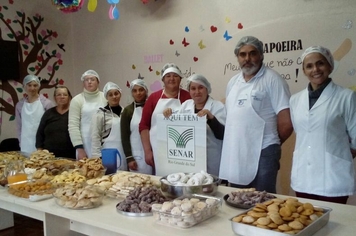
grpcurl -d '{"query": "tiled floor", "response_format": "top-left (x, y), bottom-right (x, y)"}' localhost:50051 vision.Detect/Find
top-left (0, 214), bottom-right (43, 236)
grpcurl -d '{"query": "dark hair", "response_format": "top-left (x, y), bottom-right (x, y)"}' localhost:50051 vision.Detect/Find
top-left (54, 85), bottom-right (72, 99)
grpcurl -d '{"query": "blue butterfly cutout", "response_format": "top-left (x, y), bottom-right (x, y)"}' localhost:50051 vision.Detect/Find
top-left (223, 30), bottom-right (232, 41)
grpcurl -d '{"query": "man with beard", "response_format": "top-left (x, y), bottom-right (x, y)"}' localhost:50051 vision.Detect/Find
top-left (219, 36), bottom-right (293, 193)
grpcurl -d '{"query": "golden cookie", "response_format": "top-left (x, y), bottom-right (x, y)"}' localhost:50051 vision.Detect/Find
top-left (314, 207), bottom-right (324, 212)
top-left (256, 224), bottom-right (269, 229)
top-left (272, 198), bottom-right (285, 204)
top-left (309, 214), bottom-right (319, 221)
top-left (278, 223), bottom-right (292, 231)
top-left (288, 220), bottom-right (304, 230)
top-left (269, 212), bottom-right (284, 225)
top-left (262, 199), bottom-right (274, 206)
top-left (242, 215), bottom-right (255, 224)
top-left (286, 203), bottom-right (297, 213)
top-left (267, 222), bottom-right (278, 229)
top-left (301, 208), bottom-right (314, 216)
top-left (247, 210), bottom-right (267, 218)
top-left (315, 211), bottom-right (324, 217)
top-left (267, 203), bottom-right (280, 213)
top-left (256, 217), bottom-right (271, 226)
top-left (282, 216), bottom-right (294, 221)
top-left (297, 205), bottom-right (304, 213)
top-left (279, 207), bottom-right (292, 217)
top-left (303, 202), bottom-right (314, 210)
top-left (255, 203), bottom-right (267, 211)
top-left (291, 212), bottom-right (300, 218)
top-left (232, 215), bottom-right (244, 223)
top-left (253, 207), bottom-right (267, 212)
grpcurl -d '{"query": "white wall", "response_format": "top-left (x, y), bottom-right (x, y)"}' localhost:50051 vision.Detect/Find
top-left (68, 0), bottom-right (356, 204)
top-left (1, 0), bottom-right (356, 204)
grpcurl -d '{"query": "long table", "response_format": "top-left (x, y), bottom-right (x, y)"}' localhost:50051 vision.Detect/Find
top-left (1, 185), bottom-right (356, 236)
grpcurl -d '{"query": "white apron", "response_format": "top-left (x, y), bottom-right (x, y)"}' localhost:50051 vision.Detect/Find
top-left (20, 99), bottom-right (45, 153)
top-left (220, 81), bottom-right (265, 184)
top-left (150, 90), bottom-right (182, 172)
top-left (130, 105), bottom-right (153, 174)
top-left (80, 94), bottom-right (101, 158)
top-left (102, 111), bottom-right (127, 171)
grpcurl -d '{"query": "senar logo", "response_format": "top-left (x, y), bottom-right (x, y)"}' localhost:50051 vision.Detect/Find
top-left (168, 127), bottom-right (193, 148)
top-left (167, 125), bottom-right (196, 161)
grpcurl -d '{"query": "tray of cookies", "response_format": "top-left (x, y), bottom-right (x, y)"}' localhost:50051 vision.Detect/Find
top-left (224, 188), bottom-right (276, 209)
top-left (53, 184), bottom-right (104, 209)
top-left (230, 197), bottom-right (331, 236)
top-left (152, 194), bottom-right (222, 228)
top-left (115, 186), bottom-right (166, 216)
top-left (7, 179), bottom-right (57, 201)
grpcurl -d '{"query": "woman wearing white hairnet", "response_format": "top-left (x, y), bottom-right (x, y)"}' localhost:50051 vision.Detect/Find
top-left (163, 74), bottom-right (226, 176)
top-left (121, 79), bottom-right (152, 174)
top-left (290, 46), bottom-right (356, 204)
top-left (91, 82), bottom-right (127, 171)
top-left (15, 74), bottom-right (54, 153)
top-left (139, 63), bottom-right (190, 174)
top-left (68, 70), bottom-right (107, 160)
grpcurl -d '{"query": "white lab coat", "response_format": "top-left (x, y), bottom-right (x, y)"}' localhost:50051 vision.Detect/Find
top-left (179, 97), bottom-right (226, 176)
top-left (290, 81), bottom-right (356, 196)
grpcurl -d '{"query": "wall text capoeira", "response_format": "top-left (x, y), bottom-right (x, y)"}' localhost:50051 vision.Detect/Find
top-left (264, 39), bottom-right (303, 53)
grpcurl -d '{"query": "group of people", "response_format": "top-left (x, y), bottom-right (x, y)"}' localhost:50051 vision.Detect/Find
top-left (14, 35), bottom-right (356, 205)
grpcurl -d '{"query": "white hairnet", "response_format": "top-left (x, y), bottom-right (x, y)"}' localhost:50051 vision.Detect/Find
top-left (103, 82), bottom-right (122, 98)
top-left (301, 46), bottom-right (334, 70)
top-left (234, 36), bottom-right (264, 59)
top-left (23, 74), bottom-right (40, 87)
top-left (186, 74), bottom-right (212, 94)
top-left (161, 63), bottom-right (184, 79)
top-left (130, 79), bottom-right (148, 92)
top-left (81, 69), bottom-right (100, 81)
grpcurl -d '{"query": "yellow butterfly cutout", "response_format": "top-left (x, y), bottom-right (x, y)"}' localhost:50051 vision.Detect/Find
top-left (198, 40), bottom-right (206, 50)
top-left (132, 64), bottom-right (136, 69)
top-left (88, 0), bottom-right (97, 12)
top-left (225, 17), bottom-right (231, 23)
top-left (156, 71), bottom-right (160, 76)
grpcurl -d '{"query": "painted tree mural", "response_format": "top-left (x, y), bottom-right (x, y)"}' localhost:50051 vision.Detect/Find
top-left (0, 1), bottom-right (65, 120)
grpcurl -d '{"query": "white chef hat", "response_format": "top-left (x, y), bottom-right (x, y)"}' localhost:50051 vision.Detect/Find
top-left (186, 74), bottom-right (212, 94)
top-left (301, 46), bottom-right (334, 70)
top-left (23, 74), bottom-right (40, 87)
top-left (130, 79), bottom-right (148, 93)
top-left (81, 69), bottom-right (100, 81)
top-left (103, 82), bottom-right (122, 98)
top-left (160, 63), bottom-right (184, 80)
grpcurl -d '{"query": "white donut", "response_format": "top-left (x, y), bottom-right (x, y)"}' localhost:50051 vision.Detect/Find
top-left (167, 172), bottom-right (186, 183)
top-left (179, 175), bottom-right (189, 183)
top-left (187, 176), bottom-right (202, 186)
top-left (167, 173), bottom-right (181, 183)
top-left (202, 175), bottom-right (214, 185)
top-left (193, 173), bottom-right (205, 181)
